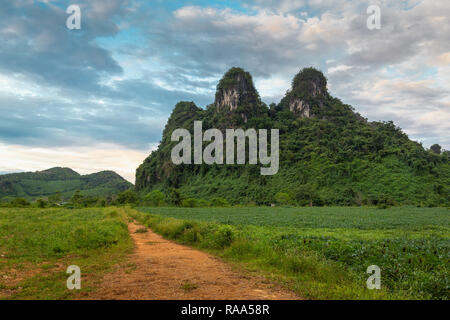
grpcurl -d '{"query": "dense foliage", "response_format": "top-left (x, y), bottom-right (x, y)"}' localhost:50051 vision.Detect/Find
top-left (136, 68), bottom-right (449, 207)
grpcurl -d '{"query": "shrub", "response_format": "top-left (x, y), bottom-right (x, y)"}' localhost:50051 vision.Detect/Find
top-left (166, 188), bottom-right (183, 206)
top-left (196, 199), bottom-right (211, 207)
top-left (48, 193), bottom-right (62, 205)
top-left (210, 197), bottom-right (230, 207)
top-left (10, 198), bottom-right (30, 207)
top-left (376, 194), bottom-right (396, 209)
top-left (181, 198), bottom-right (197, 208)
top-left (144, 189), bottom-right (166, 206)
top-left (36, 198), bottom-right (47, 208)
top-left (213, 225), bottom-right (234, 248)
top-left (293, 184), bottom-right (321, 207)
top-left (69, 190), bottom-right (85, 207)
top-left (275, 192), bottom-right (292, 206)
top-left (181, 198), bottom-right (210, 208)
top-left (117, 189), bottom-right (138, 205)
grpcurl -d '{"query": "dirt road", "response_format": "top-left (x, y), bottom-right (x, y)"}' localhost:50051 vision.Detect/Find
top-left (85, 222), bottom-right (299, 300)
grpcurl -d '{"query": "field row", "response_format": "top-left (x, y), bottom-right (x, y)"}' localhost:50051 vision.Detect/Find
top-left (138, 206), bottom-right (449, 299)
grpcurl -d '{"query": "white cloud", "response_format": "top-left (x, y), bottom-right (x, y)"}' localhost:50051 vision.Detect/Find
top-left (328, 65), bottom-right (353, 74)
top-left (168, 1), bottom-right (450, 149)
top-left (1, 0), bottom-right (449, 180)
top-left (0, 142), bottom-right (156, 183)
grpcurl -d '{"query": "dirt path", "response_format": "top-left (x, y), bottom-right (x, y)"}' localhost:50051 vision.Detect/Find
top-left (85, 222), bottom-right (299, 300)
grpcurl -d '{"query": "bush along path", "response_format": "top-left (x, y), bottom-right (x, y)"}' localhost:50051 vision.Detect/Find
top-left (84, 218), bottom-right (299, 300)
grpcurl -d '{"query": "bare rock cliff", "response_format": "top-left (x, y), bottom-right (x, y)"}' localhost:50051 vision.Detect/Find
top-left (214, 67), bottom-right (261, 121)
top-left (287, 67), bottom-right (328, 118)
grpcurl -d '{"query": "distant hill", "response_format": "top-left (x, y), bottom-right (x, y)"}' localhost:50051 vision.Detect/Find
top-left (136, 67), bottom-right (449, 207)
top-left (0, 167), bottom-right (133, 200)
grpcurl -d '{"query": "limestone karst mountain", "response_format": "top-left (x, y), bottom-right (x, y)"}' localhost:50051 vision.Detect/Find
top-left (135, 67), bottom-right (449, 206)
top-left (214, 67), bottom-right (262, 123)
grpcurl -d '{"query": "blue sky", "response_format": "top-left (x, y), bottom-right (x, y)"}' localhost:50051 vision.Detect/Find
top-left (0, 0), bottom-right (449, 182)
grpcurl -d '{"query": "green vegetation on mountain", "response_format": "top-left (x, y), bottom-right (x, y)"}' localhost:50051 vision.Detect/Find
top-left (136, 67), bottom-right (449, 207)
top-left (0, 167), bottom-right (133, 201)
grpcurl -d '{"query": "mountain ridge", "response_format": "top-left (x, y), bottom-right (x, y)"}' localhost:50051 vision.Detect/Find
top-left (0, 167), bottom-right (133, 200)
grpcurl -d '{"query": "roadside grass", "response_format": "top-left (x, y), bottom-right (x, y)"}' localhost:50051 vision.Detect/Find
top-left (134, 207), bottom-right (449, 300)
top-left (134, 227), bottom-right (148, 234)
top-left (180, 281), bottom-right (198, 292)
top-left (0, 207), bottom-right (133, 300)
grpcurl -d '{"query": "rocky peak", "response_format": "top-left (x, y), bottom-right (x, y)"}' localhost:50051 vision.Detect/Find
top-left (214, 67), bottom-right (260, 114)
top-left (292, 67), bottom-right (328, 97)
top-left (287, 67), bottom-right (328, 117)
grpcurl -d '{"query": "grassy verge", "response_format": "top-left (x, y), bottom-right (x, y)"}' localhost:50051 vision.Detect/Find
top-left (129, 209), bottom-right (401, 299)
top-left (137, 206), bottom-right (449, 300)
top-left (0, 207), bottom-right (133, 300)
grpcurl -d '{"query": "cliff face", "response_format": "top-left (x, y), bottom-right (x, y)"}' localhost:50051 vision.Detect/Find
top-left (284, 67), bottom-right (329, 118)
top-left (215, 84), bottom-right (242, 112)
top-left (214, 67), bottom-right (262, 123)
top-left (289, 99), bottom-right (311, 117)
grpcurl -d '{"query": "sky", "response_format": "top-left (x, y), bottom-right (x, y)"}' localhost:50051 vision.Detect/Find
top-left (0, 0), bottom-right (449, 183)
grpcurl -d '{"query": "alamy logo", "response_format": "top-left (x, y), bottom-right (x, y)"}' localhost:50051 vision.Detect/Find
top-left (366, 265), bottom-right (381, 289)
top-left (171, 121), bottom-right (279, 175)
top-left (66, 5), bottom-right (81, 30)
top-left (66, 265), bottom-right (81, 290)
top-left (366, 5), bottom-right (381, 30)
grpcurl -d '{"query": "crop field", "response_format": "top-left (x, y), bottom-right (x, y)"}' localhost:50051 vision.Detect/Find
top-left (1, 206), bottom-right (448, 300)
top-left (0, 207), bottom-right (133, 300)
top-left (138, 206), bottom-right (449, 299)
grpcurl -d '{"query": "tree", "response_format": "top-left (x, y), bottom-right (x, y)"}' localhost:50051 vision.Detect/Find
top-left (70, 190), bottom-right (84, 206)
top-left (11, 198), bottom-right (30, 207)
top-left (181, 198), bottom-right (198, 208)
top-left (210, 197), bottom-right (230, 207)
top-left (274, 192), bottom-right (292, 206)
top-left (294, 184), bottom-right (322, 207)
top-left (166, 188), bottom-right (182, 206)
top-left (98, 198), bottom-right (107, 207)
top-left (48, 192), bottom-right (62, 205)
top-left (430, 144), bottom-right (442, 155)
top-left (144, 190), bottom-right (165, 206)
top-left (117, 189), bottom-right (138, 205)
top-left (36, 198), bottom-right (47, 208)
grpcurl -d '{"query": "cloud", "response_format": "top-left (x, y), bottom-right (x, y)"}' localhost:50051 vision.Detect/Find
top-left (0, 0), bottom-right (127, 93)
top-left (328, 65), bottom-right (353, 74)
top-left (0, 142), bottom-right (153, 183)
top-left (338, 76), bottom-right (450, 148)
top-left (0, 0), bottom-right (449, 180)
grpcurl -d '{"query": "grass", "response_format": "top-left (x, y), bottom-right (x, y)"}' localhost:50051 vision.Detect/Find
top-left (0, 207), bottom-right (133, 300)
top-left (134, 227), bottom-right (148, 234)
top-left (180, 281), bottom-right (198, 292)
top-left (136, 206), bottom-right (449, 300)
top-left (1, 205), bottom-right (447, 300)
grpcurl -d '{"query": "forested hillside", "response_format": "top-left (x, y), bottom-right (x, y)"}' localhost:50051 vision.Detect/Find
top-left (0, 167), bottom-right (133, 201)
top-left (136, 68), bottom-right (449, 207)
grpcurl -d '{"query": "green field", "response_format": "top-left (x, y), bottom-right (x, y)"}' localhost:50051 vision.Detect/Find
top-left (0, 207), bottom-right (133, 299)
top-left (137, 206), bottom-right (449, 299)
top-left (1, 206), bottom-right (448, 300)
